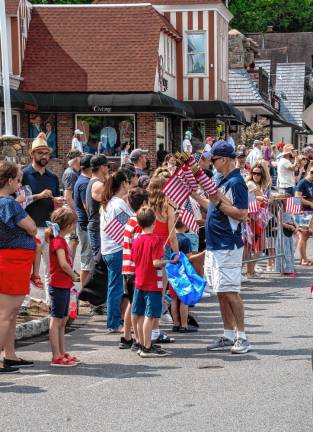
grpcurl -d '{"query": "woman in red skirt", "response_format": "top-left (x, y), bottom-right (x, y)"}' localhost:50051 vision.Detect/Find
top-left (0, 161), bottom-right (37, 374)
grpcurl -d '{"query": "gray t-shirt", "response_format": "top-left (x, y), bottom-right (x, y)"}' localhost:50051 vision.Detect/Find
top-left (62, 167), bottom-right (79, 191)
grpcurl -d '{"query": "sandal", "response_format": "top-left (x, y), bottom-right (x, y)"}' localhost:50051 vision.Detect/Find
top-left (300, 260), bottom-right (313, 266)
top-left (63, 353), bottom-right (81, 364)
top-left (51, 356), bottom-right (77, 367)
top-left (30, 274), bottom-right (43, 289)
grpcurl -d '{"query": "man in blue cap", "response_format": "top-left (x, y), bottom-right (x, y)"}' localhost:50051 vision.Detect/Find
top-left (192, 140), bottom-right (251, 354)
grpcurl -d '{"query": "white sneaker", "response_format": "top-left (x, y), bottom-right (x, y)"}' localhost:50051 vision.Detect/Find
top-left (160, 311), bottom-right (173, 324)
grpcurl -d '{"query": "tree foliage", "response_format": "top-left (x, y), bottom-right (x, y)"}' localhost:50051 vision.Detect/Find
top-left (241, 119), bottom-right (270, 147)
top-left (229, 0), bottom-right (313, 33)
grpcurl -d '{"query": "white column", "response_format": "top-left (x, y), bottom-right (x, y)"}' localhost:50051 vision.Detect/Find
top-left (0, 0), bottom-right (13, 136)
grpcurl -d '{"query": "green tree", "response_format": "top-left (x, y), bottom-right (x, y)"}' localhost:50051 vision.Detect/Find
top-left (229, 0), bottom-right (313, 33)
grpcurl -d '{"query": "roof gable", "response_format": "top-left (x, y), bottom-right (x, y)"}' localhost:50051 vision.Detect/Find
top-left (21, 6), bottom-right (176, 93)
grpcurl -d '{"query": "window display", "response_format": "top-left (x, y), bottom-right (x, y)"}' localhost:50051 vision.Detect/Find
top-left (28, 113), bottom-right (57, 158)
top-left (76, 115), bottom-right (135, 156)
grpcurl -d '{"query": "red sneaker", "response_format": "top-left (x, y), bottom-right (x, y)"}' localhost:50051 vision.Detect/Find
top-left (62, 353), bottom-right (81, 364)
top-left (51, 356), bottom-right (77, 367)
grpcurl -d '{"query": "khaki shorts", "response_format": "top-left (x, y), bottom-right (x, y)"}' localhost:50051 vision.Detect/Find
top-left (77, 225), bottom-right (93, 271)
top-left (204, 247), bottom-right (243, 293)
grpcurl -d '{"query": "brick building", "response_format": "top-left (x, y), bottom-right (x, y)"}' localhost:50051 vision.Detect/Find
top-left (1, 0), bottom-right (245, 166)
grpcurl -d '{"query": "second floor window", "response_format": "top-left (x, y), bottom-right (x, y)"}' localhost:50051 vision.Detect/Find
top-left (187, 32), bottom-right (206, 74)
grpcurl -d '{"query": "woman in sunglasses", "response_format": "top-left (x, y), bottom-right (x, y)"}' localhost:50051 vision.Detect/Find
top-left (245, 162), bottom-right (272, 276)
top-left (295, 162), bottom-right (313, 265)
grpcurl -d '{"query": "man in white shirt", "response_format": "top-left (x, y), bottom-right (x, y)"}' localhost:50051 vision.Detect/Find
top-left (182, 131), bottom-right (192, 153)
top-left (277, 144), bottom-right (297, 196)
top-left (72, 129), bottom-right (85, 153)
top-left (246, 139), bottom-right (263, 168)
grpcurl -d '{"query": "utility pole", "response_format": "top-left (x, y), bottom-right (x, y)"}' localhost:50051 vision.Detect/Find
top-left (0, 0), bottom-right (14, 137)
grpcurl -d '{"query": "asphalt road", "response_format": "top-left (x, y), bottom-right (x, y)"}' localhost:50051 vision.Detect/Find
top-left (2, 259), bottom-right (313, 432)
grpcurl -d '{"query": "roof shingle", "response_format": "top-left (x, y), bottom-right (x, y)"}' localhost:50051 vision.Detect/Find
top-left (274, 63), bottom-right (305, 127)
top-left (21, 6), bottom-right (178, 93)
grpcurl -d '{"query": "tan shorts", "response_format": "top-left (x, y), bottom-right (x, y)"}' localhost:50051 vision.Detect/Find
top-left (204, 247), bottom-right (243, 293)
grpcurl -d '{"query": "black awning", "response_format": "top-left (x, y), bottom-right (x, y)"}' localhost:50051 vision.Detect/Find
top-left (0, 86), bottom-right (38, 110)
top-left (88, 92), bottom-right (193, 117)
top-left (186, 100), bottom-right (246, 124)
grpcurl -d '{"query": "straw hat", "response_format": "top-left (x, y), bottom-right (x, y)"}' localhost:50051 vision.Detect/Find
top-left (282, 144), bottom-right (295, 156)
top-left (30, 132), bottom-right (52, 154)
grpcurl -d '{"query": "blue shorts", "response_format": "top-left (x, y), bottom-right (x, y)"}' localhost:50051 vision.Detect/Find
top-left (131, 289), bottom-right (162, 318)
top-left (48, 286), bottom-right (71, 318)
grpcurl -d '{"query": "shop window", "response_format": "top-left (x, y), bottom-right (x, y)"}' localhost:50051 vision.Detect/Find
top-left (0, 111), bottom-right (20, 137)
top-left (186, 32), bottom-right (206, 75)
top-left (181, 120), bottom-right (205, 152)
top-left (76, 114), bottom-right (135, 156)
top-left (28, 113), bottom-right (57, 158)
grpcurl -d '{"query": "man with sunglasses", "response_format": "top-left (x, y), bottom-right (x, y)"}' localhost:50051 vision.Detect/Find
top-left (192, 140), bottom-right (251, 354)
top-left (22, 134), bottom-right (60, 305)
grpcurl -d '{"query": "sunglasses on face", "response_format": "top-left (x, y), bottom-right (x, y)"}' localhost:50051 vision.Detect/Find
top-left (252, 172), bottom-right (262, 176)
top-left (211, 157), bottom-right (223, 163)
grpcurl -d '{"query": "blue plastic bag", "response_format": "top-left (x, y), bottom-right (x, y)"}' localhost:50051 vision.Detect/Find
top-left (165, 252), bottom-right (207, 306)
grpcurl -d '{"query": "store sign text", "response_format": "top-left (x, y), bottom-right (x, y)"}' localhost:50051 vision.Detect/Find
top-left (92, 106), bottom-right (112, 113)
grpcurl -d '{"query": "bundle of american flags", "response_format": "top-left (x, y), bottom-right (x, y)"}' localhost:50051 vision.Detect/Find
top-left (179, 198), bottom-right (199, 233)
top-left (103, 211), bottom-right (130, 245)
top-left (187, 155), bottom-right (218, 196)
top-left (285, 197), bottom-right (302, 214)
top-left (162, 172), bottom-right (191, 207)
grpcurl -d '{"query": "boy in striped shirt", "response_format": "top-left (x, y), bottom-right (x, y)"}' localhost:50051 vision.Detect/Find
top-left (119, 188), bottom-right (148, 350)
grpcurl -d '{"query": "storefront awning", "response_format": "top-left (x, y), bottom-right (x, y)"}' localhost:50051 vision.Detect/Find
top-left (186, 100), bottom-right (246, 124)
top-left (88, 93), bottom-right (194, 117)
top-left (0, 86), bottom-right (38, 110)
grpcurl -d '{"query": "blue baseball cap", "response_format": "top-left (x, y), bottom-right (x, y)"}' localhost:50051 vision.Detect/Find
top-left (208, 140), bottom-right (237, 159)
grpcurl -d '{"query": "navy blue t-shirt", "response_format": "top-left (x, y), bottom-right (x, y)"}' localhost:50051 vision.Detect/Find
top-left (177, 233), bottom-right (192, 255)
top-left (0, 197), bottom-right (36, 250)
top-left (22, 165), bottom-right (60, 227)
top-left (205, 168), bottom-right (248, 251)
top-left (74, 175), bottom-right (90, 230)
top-left (296, 178), bottom-right (313, 211)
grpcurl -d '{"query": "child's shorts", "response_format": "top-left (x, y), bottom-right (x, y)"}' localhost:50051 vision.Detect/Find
top-left (131, 289), bottom-right (162, 318)
top-left (48, 286), bottom-right (70, 318)
top-left (123, 274), bottom-right (135, 303)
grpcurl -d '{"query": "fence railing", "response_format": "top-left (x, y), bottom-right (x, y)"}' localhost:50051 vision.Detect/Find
top-left (243, 199), bottom-right (285, 269)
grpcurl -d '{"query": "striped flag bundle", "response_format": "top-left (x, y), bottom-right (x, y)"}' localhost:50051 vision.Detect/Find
top-left (103, 211), bottom-right (130, 245)
top-left (187, 156), bottom-right (217, 196)
top-left (248, 199), bottom-right (258, 214)
top-left (162, 172), bottom-right (191, 207)
top-left (286, 197), bottom-right (302, 214)
top-left (179, 199), bottom-right (199, 233)
top-left (178, 166), bottom-right (198, 192)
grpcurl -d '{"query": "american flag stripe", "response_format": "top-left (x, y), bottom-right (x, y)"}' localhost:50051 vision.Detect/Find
top-left (248, 200), bottom-right (258, 214)
top-left (196, 171), bottom-right (218, 195)
top-left (180, 166), bottom-right (198, 191)
top-left (162, 174), bottom-right (191, 207)
top-left (286, 197), bottom-right (302, 214)
top-left (103, 211), bottom-right (130, 245)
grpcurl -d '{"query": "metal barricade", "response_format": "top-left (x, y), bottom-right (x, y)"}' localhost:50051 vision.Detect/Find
top-left (243, 198), bottom-right (285, 270)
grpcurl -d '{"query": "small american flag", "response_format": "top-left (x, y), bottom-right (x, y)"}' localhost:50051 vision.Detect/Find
top-left (103, 211), bottom-right (130, 245)
top-left (195, 171), bottom-right (218, 196)
top-left (162, 173), bottom-right (191, 207)
top-left (179, 166), bottom-right (198, 191)
top-left (179, 199), bottom-right (199, 233)
top-left (286, 197), bottom-right (302, 214)
top-left (248, 200), bottom-right (258, 214)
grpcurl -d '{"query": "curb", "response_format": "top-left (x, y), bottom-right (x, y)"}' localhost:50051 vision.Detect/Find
top-left (15, 317), bottom-right (49, 341)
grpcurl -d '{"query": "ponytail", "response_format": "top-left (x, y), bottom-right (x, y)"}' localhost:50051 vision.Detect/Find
top-left (45, 227), bottom-right (54, 243)
top-left (101, 169), bottom-right (127, 208)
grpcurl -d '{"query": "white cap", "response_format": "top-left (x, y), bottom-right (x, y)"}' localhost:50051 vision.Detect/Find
top-left (74, 129), bottom-right (84, 135)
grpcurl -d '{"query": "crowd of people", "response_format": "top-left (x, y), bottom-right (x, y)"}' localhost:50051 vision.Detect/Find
top-left (0, 129), bottom-right (312, 373)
